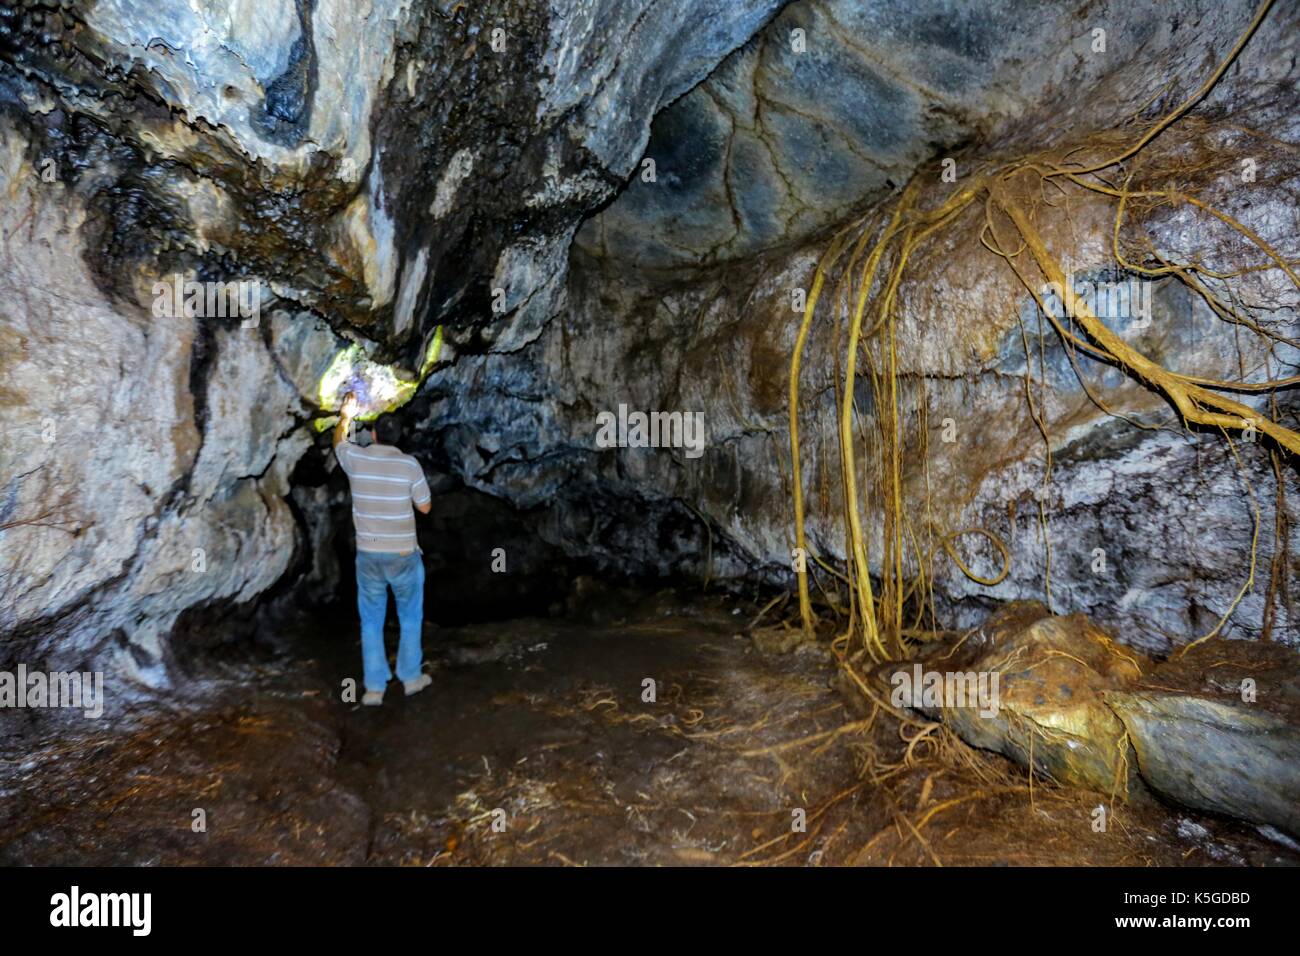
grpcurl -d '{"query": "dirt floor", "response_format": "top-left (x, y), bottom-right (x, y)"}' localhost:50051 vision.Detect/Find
top-left (1, 588), bottom-right (1297, 866)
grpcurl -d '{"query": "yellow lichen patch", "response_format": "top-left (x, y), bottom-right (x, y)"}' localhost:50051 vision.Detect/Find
top-left (313, 325), bottom-right (444, 430)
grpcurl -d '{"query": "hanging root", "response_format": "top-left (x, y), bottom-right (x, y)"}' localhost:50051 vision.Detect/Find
top-left (994, 184), bottom-right (1300, 455)
top-left (788, 0), bottom-right (1296, 662)
top-left (935, 527), bottom-right (1011, 588)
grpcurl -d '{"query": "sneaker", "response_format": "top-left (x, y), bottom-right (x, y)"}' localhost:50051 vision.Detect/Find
top-left (403, 673), bottom-right (432, 697)
top-left (362, 689), bottom-right (385, 706)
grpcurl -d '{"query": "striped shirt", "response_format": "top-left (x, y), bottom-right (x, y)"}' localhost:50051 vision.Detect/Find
top-left (335, 441), bottom-right (431, 553)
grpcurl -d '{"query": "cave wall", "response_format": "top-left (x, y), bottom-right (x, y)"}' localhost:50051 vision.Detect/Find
top-left (0, 0), bottom-right (787, 689)
top-left (418, 176), bottom-right (1299, 653)
top-left (1, 0), bottom-right (1297, 696)
top-left (0, 114), bottom-right (345, 685)
top-left (577, 0), bottom-right (1265, 267)
top-left (418, 0), bottom-right (1300, 651)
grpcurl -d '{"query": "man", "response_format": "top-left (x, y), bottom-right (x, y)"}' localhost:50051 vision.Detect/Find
top-left (333, 392), bottom-right (433, 706)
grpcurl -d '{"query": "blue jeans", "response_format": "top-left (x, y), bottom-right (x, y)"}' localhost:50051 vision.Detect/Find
top-left (356, 550), bottom-right (426, 692)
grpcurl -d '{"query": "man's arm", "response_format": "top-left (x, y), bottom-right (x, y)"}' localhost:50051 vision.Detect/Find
top-left (332, 392), bottom-right (360, 450)
top-left (411, 467), bottom-right (432, 515)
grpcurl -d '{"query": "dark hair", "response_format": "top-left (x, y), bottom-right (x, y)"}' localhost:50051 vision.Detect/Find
top-left (372, 414), bottom-right (402, 446)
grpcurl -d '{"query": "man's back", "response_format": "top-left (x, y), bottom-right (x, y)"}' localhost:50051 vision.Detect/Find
top-left (335, 441), bottom-right (431, 553)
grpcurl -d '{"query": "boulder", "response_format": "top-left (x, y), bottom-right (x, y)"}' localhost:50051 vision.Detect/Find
top-left (875, 604), bottom-right (1300, 837)
top-left (880, 601), bottom-right (1141, 793)
top-left (1107, 637), bottom-right (1300, 838)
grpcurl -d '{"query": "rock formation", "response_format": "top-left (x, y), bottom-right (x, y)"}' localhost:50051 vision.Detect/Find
top-left (1, 0), bottom-right (1296, 701)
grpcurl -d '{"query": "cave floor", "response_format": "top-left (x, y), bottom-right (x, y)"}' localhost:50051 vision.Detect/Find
top-left (2, 591), bottom-right (1296, 866)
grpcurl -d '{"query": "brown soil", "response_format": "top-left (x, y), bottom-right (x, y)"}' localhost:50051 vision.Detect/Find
top-left (1, 590), bottom-right (1295, 866)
